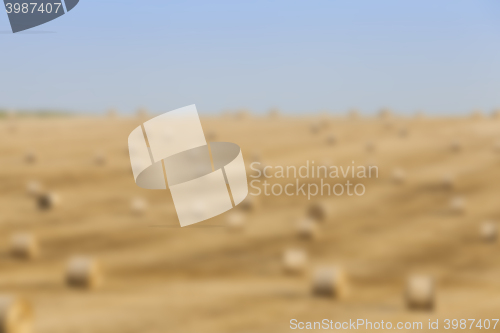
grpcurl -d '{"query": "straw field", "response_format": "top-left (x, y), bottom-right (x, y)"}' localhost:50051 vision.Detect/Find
top-left (1, 112), bottom-right (500, 332)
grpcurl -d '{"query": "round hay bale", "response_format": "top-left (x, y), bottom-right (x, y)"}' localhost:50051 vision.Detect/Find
top-left (480, 220), bottom-right (497, 242)
top-left (383, 121), bottom-right (394, 130)
top-left (392, 168), bottom-right (406, 184)
top-left (205, 130), bottom-right (217, 142)
top-left (0, 296), bottom-right (33, 333)
top-left (379, 108), bottom-right (392, 120)
top-left (235, 109), bottom-right (250, 120)
top-left (283, 248), bottom-right (307, 274)
top-left (365, 141), bottom-right (375, 153)
top-left (449, 197), bottom-right (466, 214)
top-left (415, 110), bottom-right (425, 119)
top-left (441, 174), bottom-right (455, 190)
top-left (7, 123), bottom-right (18, 134)
top-left (296, 218), bottom-right (320, 240)
top-left (319, 116), bottom-right (331, 129)
top-left (307, 201), bottom-right (331, 222)
top-left (226, 211), bottom-right (245, 231)
top-left (93, 152), bottom-right (106, 166)
top-left (107, 108), bottom-right (118, 118)
top-left (250, 151), bottom-right (262, 163)
top-left (493, 141), bottom-right (500, 153)
top-left (23, 152), bottom-right (36, 164)
top-left (6, 109), bottom-right (16, 119)
top-left (311, 266), bottom-right (348, 298)
top-left (238, 195), bottom-right (259, 212)
top-left (310, 122), bottom-right (320, 134)
top-left (348, 109), bottom-right (359, 120)
top-left (268, 108), bottom-right (280, 118)
top-left (25, 181), bottom-right (41, 197)
top-left (131, 197), bottom-right (147, 215)
top-left (136, 108), bottom-right (149, 119)
top-left (65, 256), bottom-right (103, 289)
top-left (36, 192), bottom-right (60, 210)
top-left (471, 109), bottom-right (483, 120)
top-left (9, 234), bottom-right (39, 260)
top-left (326, 134), bottom-right (337, 146)
top-left (405, 275), bottom-right (435, 310)
top-left (449, 140), bottom-right (462, 153)
top-left (398, 128), bottom-right (408, 138)
top-left (491, 108), bottom-right (500, 119)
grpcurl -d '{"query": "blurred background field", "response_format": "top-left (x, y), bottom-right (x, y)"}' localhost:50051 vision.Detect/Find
top-left (2, 1), bottom-right (500, 332)
top-left (2, 110), bottom-right (500, 332)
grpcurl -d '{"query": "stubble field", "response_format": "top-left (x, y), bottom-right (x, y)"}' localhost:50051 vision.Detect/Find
top-left (1, 112), bottom-right (500, 332)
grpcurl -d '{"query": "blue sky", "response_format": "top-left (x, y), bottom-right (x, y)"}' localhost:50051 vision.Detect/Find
top-left (1, 0), bottom-right (499, 115)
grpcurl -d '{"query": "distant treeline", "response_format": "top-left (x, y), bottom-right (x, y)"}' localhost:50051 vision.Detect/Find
top-left (0, 109), bottom-right (72, 118)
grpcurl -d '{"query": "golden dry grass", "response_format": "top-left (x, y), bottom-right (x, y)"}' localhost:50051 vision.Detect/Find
top-left (1, 113), bottom-right (500, 332)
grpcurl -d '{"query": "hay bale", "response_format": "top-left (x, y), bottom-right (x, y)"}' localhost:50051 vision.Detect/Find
top-left (238, 195), bottom-right (259, 212)
top-left (9, 234), bottom-right (39, 260)
top-left (23, 152), bottom-right (36, 164)
top-left (441, 174), bottom-right (455, 190)
top-left (311, 266), bottom-right (348, 298)
top-left (7, 123), bottom-right (18, 135)
top-left (136, 108), bottom-right (149, 118)
top-left (406, 275), bottom-right (435, 310)
top-left (480, 220), bottom-right (497, 242)
top-left (268, 108), bottom-right (280, 118)
top-left (107, 108), bottom-right (118, 118)
top-left (6, 110), bottom-right (18, 134)
top-left (307, 201), bottom-right (331, 222)
top-left (449, 197), bottom-right (466, 214)
top-left (310, 122), bottom-right (320, 134)
top-left (205, 130), bottom-right (217, 142)
top-left (392, 168), bottom-right (406, 184)
top-left (6, 109), bottom-right (16, 119)
top-left (93, 152), bottom-right (106, 166)
top-left (0, 296), bottom-right (33, 333)
top-left (365, 141), bottom-right (375, 153)
top-left (226, 211), bottom-right (245, 231)
top-left (379, 108), bottom-right (392, 120)
top-left (251, 151), bottom-right (262, 163)
top-left (471, 109), bottom-right (483, 120)
top-left (319, 116), bottom-right (331, 129)
top-left (235, 109), bottom-right (250, 120)
top-left (398, 128), bottom-right (408, 138)
top-left (415, 110), bottom-right (425, 119)
top-left (491, 108), bottom-right (500, 119)
top-left (65, 256), bottom-right (103, 289)
top-left (25, 181), bottom-right (41, 197)
top-left (449, 140), bottom-right (462, 153)
top-left (131, 197), bottom-right (147, 215)
top-left (283, 248), bottom-right (307, 274)
top-left (348, 109), bottom-right (359, 120)
top-left (37, 192), bottom-right (60, 210)
top-left (296, 218), bottom-right (320, 240)
top-left (326, 134), bottom-right (337, 146)
top-left (493, 141), bottom-right (500, 153)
